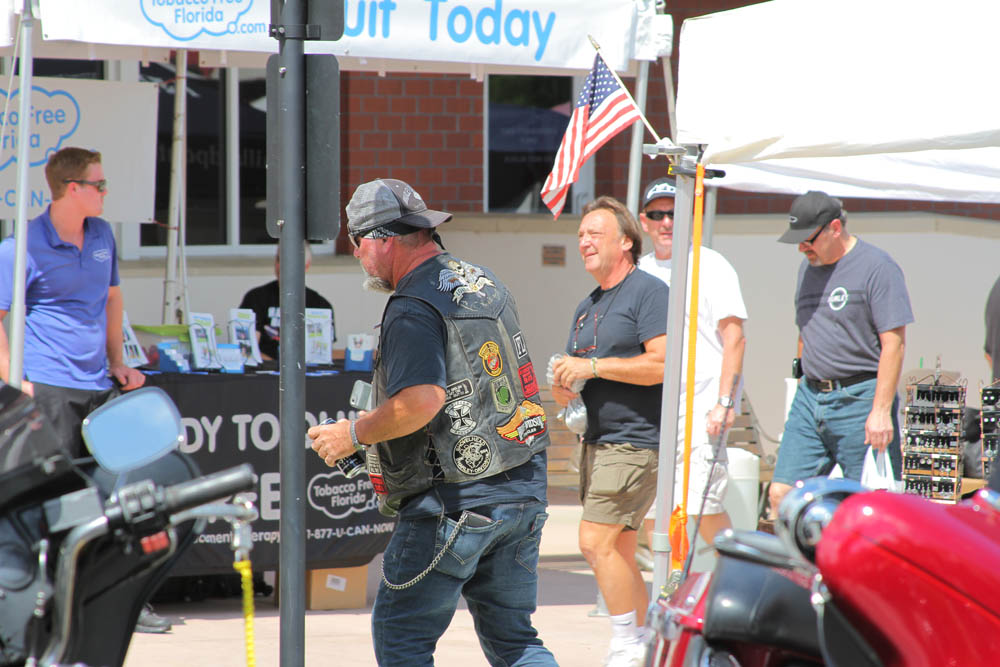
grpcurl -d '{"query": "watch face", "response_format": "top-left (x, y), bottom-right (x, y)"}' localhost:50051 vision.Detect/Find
top-left (718, 396), bottom-right (734, 408)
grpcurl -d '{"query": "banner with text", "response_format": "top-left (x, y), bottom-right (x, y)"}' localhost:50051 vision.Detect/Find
top-left (36, 0), bottom-right (642, 72)
top-left (0, 77), bottom-right (157, 222)
top-left (146, 370), bottom-right (393, 575)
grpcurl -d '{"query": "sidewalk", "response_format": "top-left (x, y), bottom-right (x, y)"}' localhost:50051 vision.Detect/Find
top-left (124, 487), bottom-right (634, 666)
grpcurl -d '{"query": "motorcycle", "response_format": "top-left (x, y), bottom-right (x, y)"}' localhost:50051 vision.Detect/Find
top-left (645, 477), bottom-right (1000, 666)
top-left (0, 385), bottom-right (257, 667)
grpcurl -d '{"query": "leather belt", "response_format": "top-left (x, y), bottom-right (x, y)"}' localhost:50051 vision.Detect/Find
top-left (805, 372), bottom-right (877, 393)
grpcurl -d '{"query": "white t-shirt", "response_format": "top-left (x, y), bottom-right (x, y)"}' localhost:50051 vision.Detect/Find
top-left (638, 246), bottom-right (748, 401)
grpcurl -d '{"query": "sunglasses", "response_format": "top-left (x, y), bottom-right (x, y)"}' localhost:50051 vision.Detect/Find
top-left (64, 178), bottom-right (107, 193)
top-left (571, 310), bottom-right (598, 357)
top-left (803, 222), bottom-right (828, 245)
top-left (349, 233), bottom-right (364, 249)
top-left (643, 209), bottom-right (673, 221)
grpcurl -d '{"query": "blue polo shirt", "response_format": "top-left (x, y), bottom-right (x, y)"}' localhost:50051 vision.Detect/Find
top-left (0, 208), bottom-right (119, 390)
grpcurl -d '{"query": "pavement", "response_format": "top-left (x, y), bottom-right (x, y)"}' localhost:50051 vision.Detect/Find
top-left (123, 487), bottom-right (647, 666)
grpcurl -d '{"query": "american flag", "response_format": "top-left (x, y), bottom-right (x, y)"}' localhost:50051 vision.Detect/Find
top-left (540, 54), bottom-right (642, 219)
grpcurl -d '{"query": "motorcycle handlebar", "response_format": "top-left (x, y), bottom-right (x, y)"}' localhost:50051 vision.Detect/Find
top-left (162, 464), bottom-right (255, 514)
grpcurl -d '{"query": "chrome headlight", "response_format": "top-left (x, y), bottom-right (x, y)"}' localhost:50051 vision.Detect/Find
top-left (776, 477), bottom-right (865, 563)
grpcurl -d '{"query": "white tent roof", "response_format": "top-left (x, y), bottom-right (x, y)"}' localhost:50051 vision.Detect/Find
top-left (675, 0), bottom-right (1000, 203)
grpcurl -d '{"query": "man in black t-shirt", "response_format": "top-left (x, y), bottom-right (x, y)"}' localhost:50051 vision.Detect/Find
top-left (551, 195), bottom-right (668, 667)
top-left (238, 241), bottom-right (334, 360)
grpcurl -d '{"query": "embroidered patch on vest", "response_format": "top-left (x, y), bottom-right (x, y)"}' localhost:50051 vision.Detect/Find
top-left (453, 434), bottom-right (492, 475)
top-left (496, 400), bottom-right (547, 444)
top-left (365, 450), bottom-right (387, 495)
top-left (478, 341), bottom-right (503, 377)
top-left (437, 259), bottom-right (495, 304)
top-left (445, 399), bottom-right (477, 435)
top-left (445, 378), bottom-right (474, 403)
top-left (512, 332), bottom-right (528, 358)
top-left (490, 375), bottom-right (515, 413)
top-left (518, 362), bottom-right (539, 397)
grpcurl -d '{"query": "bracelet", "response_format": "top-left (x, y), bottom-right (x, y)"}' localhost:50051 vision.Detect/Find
top-left (590, 357), bottom-right (599, 378)
top-left (349, 419), bottom-right (363, 451)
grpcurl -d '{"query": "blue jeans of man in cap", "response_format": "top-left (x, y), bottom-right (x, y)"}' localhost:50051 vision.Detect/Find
top-left (774, 377), bottom-right (902, 484)
top-left (372, 501), bottom-right (556, 666)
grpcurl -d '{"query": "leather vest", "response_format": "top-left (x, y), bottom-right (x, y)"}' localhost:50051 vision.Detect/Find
top-left (366, 253), bottom-right (549, 516)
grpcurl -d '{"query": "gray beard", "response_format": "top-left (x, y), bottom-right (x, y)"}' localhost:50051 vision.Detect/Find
top-left (362, 268), bottom-right (394, 294)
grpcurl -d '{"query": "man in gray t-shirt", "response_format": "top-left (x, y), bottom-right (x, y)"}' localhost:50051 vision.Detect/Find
top-left (770, 191), bottom-right (913, 516)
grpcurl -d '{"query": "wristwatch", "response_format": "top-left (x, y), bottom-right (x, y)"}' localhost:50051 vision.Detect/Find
top-left (717, 396), bottom-right (735, 409)
top-left (349, 418), bottom-right (363, 451)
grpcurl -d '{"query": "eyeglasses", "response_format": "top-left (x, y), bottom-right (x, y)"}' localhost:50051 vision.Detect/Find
top-left (571, 310), bottom-right (598, 357)
top-left (643, 209), bottom-right (673, 221)
top-left (802, 223), bottom-right (828, 245)
top-left (64, 178), bottom-right (107, 193)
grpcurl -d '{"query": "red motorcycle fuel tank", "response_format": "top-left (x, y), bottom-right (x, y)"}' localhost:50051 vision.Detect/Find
top-left (647, 571), bottom-right (711, 667)
top-left (816, 489), bottom-right (1000, 666)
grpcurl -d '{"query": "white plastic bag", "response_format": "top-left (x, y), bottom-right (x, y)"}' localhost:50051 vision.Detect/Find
top-left (547, 353), bottom-right (588, 434)
top-left (860, 446), bottom-right (903, 492)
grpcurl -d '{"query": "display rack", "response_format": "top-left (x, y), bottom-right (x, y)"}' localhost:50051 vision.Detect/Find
top-left (901, 363), bottom-right (966, 504)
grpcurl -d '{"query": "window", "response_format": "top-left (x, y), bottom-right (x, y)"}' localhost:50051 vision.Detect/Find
top-left (486, 75), bottom-right (572, 214)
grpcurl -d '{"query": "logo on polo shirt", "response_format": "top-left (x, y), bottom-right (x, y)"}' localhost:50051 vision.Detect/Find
top-left (92, 249), bottom-right (111, 262)
top-left (828, 286), bottom-right (848, 311)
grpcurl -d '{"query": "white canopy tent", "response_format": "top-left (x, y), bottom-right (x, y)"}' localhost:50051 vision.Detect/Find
top-left (649, 0), bottom-right (1000, 594)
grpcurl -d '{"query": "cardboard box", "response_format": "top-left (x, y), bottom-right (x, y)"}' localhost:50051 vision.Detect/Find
top-left (306, 566), bottom-right (368, 610)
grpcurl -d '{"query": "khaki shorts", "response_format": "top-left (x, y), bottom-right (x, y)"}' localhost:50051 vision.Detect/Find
top-left (579, 442), bottom-right (658, 530)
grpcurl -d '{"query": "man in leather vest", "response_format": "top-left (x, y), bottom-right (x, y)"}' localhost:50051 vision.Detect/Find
top-left (308, 178), bottom-right (556, 667)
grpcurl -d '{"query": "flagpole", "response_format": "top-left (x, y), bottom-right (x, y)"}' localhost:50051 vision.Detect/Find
top-left (588, 34), bottom-right (661, 143)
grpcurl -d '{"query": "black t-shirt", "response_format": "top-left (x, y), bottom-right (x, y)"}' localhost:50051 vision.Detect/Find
top-left (237, 279), bottom-right (334, 359)
top-left (565, 268), bottom-right (669, 449)
top-left (986, 274), bottom-right (1000, 381)
top-left (379, 286), bottom-right (547, 518)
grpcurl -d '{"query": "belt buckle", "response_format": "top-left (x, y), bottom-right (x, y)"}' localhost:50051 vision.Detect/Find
top-left (818, 379), bottom-right (835, 392)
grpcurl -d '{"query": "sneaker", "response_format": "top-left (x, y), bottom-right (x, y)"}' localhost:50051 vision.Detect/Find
top-left (603, 638), bottom-right (647, 667)
top-left (135, 604), bottom-right (172, 634)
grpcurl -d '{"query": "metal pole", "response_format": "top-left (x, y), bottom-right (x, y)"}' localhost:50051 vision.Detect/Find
top-left (226, 67), bottom-right (241, 243)
top-left (703, 185), bottom-right (718, 248)
top-left (661, 55), bottom-right (678, 143)
top-left (651, 151), bottom-right (697, 596)
top-left (625, 60), bottom-right (650, 214)
top-left (8, 1), bottom-right (33, 390)
top-left (273, 0), bottom-right (307, 664)
top-left (162, 49), bottom-right (186, 324)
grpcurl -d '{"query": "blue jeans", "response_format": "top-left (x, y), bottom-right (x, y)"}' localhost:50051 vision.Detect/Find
top-left (774, 378), bottom-right (902, 484)
top-left (372, 501), bottom-right (557, 667)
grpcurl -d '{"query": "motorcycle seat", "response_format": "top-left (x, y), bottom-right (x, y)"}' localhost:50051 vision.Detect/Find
top-left (703, 555), bottom-right (820, 656)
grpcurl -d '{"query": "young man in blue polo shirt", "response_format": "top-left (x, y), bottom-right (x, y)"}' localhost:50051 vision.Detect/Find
top-left (0, 147), bottom-right (165, 629)
top-left (0, 147), bottom-right (145, 452)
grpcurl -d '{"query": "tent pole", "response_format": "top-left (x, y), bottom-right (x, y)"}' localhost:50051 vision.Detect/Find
top-left (651, 150), bottom-right (697, 596)
top-left (226, 67), bottom-right (240, 243)
top-left (660, 55), bottom-right (678, 143)
top-left (8, 0), bottom-right (33, 389)
top-left (162, 49), bottom-right (186, 324)
top-left (625, 60), bottom-right (650, 214)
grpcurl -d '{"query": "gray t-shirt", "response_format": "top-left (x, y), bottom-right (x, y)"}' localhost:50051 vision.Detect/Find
top-left (795, 237), bottom-right (913, 381)
top-left (565, 268), bottom-right (669, 449)
top-left (984, 274), bottom-right (1000, 381)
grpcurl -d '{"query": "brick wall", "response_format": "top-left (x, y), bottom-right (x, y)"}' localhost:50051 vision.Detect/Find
top-left (335, 0), bottom-right (1000, 256)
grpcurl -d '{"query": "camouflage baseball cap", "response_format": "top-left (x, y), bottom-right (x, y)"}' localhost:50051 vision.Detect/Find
top-left (346, 178), bottom-right (452, 239)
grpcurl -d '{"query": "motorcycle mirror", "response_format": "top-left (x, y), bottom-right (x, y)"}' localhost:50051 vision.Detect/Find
top-left (81, 387), bottom-right (184, 473)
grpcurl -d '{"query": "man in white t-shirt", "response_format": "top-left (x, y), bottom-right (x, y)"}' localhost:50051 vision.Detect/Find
top-left (637, 177), bottom-right (748, 546)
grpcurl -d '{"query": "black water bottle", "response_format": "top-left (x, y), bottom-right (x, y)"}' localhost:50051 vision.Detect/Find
top-left (320, 418), bottom-right (367, 478)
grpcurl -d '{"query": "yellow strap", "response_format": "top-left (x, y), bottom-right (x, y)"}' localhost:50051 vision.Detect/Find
top-left (233, 559), bottom-right (257, 667)
top-left (680, 164), bottom-right (706, 514)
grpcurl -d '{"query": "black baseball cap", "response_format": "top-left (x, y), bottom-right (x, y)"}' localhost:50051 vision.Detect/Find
top-left (641, 177), bottom-right (677, 208)
top-left (778, 191), bottom-right (843, 244)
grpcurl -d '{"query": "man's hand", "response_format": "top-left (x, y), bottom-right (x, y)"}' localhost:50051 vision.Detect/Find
top-left (551, 355), bottom-right (591, 392)
top-left (550, 383), bottom-right (579, 407)
top-left (110, 363), bottom-right (145, 391)
top-left (308, 418), bottom-right (356, 467)
top-left (864, 407), bottom-right (894, 452)
top-left (705, 403), bottom-right (734, 438)
top-left (16, 379), bottom-right (34, 397)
